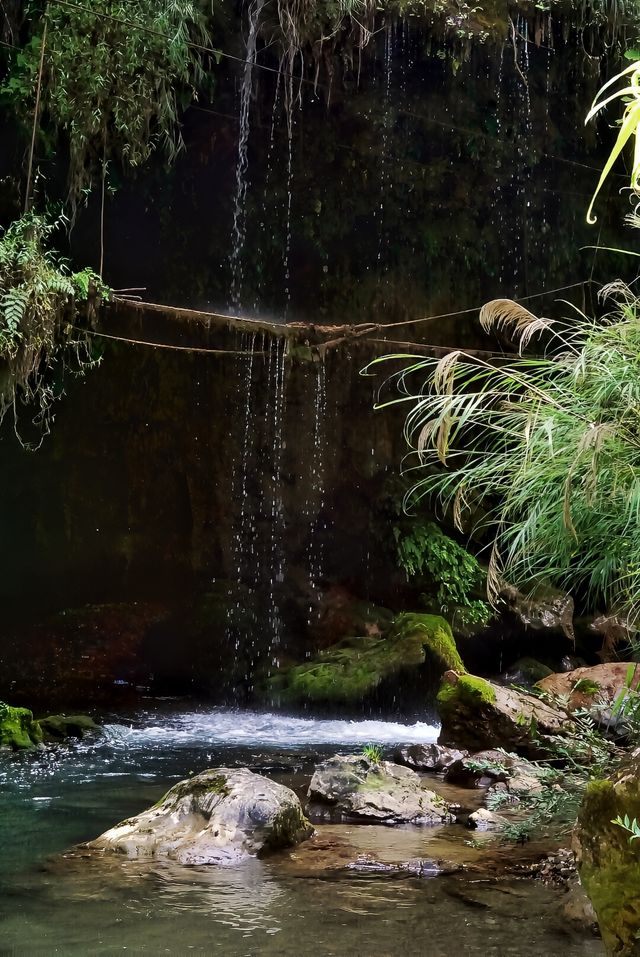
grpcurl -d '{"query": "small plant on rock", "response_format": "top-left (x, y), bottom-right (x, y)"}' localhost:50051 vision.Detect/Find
top-left (362, 743), bottom-right (383, 764)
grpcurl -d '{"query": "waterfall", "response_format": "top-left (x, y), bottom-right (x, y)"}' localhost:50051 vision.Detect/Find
top-left (229, 0), bottom-right (265, 313)
top-left (266, 336), bottom-right (287, 664)
top-left (254, 72), bottom-right (282, 313)
top-left (306, 359), bottom-right (327, 626)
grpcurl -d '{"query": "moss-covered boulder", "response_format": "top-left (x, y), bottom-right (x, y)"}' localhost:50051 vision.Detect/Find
top-left (307, 754), bottom-right (455, 825)
top-left (437, 670), bottom-right (572, 758)
top-left (0, 701), bottom-right (43, 750)
top-left (87, 768), bottom-right (313, 865)
top-left (39, 714), bottom-right (101, 742)
top-left (575, 759), bottom-right (640, 955)
top-left (265, 613), bottom-right (463, 707)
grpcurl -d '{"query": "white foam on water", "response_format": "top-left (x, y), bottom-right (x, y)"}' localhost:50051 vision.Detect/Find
top-left (103, 708), bottom-right (439, 749)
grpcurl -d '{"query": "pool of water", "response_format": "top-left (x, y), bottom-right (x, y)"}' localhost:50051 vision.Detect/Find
top-left (0, 707), bottom-right (604, 956)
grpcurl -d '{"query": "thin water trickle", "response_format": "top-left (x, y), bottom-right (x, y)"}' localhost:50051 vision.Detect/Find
top-left (494, 41), bottom-right (506, 288)
top-left (267, 336), bottom-right (287, 662)
top-left (283, 75), bottom-right (296, 318)
top-left (229, 0), bottom-right (265, 312)
top-left (255, 71), bottom-right (283, 313)
top-left (227, 332), bottom-right (258, 661)
top-left (376, 25), bottom-right (394, 290)
top-left (306, 359), bottom-right (327, 626)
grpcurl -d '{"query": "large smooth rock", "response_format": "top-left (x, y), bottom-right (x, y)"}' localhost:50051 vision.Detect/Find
top-left (437, 670), bottom-right (572, 758)
top-left (307, 755), bottom-right (455, 825)
top-left (88, 768), bottom-right (313, 865)
top-left (265, 613), bottom-right (463, 707)
top-left (538, 663), bottom-right (640, 714)
top-left (575, 753), bottom-right (640, 954)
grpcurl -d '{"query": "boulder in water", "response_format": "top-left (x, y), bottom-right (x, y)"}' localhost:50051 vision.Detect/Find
top-left (0, 700), bottom-right (42, 750)
top-left (437, 670), bottom-right (572, 758)
top-left (394, 743), bottom-right (468, 773)
top-left (88, 768), bottom-right (313, 865)
top-left (307, 755), bottom-right (455, 825)
top-left (39, 714), bottom-right (101, 741)
top-left (265, 613), bottom-right (463, 707)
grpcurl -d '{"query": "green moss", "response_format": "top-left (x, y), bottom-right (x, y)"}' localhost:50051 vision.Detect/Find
top-left (578, 775), bottom-right (640, 954)
top-left (264, 804), bottom-right (313, 850)
top-left (39, 714), bottom-right (100, 741)
top-left (0, 701), bottom-right (43, 750)
top-left (437, 674), bottom-right (496, 710)
top-left (392, 613), bottom-right (465, 672)
top-left (264, 612), bottom-right (462, 706)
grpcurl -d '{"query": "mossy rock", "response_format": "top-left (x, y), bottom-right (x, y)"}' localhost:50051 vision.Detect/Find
top-left (0, 700), bottom-right (43, 750)
top-left (265, 612), bottom-right (463, 706)
top-left (39, 714), bottom-right (101, 742)
top-left (576, 765), bottom-right (640, 954)
top-left (436, 670), bottom-right (572, 758)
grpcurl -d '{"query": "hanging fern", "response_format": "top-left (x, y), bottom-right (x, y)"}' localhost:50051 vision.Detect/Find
top-left (0, 211), bottom-right (108, 443)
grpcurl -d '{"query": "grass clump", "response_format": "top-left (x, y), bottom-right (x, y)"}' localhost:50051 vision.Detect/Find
top-left (365, 282), bottom-right (640, 628)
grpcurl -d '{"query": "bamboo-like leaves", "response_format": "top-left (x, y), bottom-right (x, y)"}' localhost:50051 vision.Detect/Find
top-left (368, 291), bottom-right (640, 625)
top-left (586, 59), bottom-right (640, 224)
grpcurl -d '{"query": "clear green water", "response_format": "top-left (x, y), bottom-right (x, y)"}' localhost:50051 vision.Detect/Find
top-left (0, 708), bottom-right (604, 956)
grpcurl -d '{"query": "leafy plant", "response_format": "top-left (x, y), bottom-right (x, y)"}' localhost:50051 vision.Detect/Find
top-left (362, 743), bottom-right (383, 763)
top-left (366, 284), bottom-right (640, 628)
top-left (0, 210), bottom-right (106, 439)
top-left (612, 814), bottom-right (640, 842)
top-left (393, 521), bottom-right (491, 626)
top-left (2, 0), bottom-right (212, 209)
top-left (585, 58), bottom-right (640, 223)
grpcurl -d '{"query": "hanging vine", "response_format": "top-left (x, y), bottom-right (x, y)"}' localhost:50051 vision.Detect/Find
top-left (2, 0), bottom-right (213, 212)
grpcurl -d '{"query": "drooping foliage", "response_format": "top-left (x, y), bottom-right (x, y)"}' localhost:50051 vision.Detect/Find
top-left (2, 0), bottom-right (212, 209)
top-left (393, 520), bottom-right (490, 625)
top-left (586, 55), bottom-right (640, 223)
top-left (0, 211), bottom-right (106, 438)
top-left (367, 284), bottom-right (640, 621)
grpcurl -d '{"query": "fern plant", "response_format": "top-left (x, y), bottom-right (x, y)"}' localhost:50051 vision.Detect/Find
top-left (0, 211), bottom-right (107, 438)
top-left (393, 521), bottom-right (491, 626)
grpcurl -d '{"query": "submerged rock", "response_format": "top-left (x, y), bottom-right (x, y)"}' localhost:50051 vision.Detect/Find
top-left (0, 701), bottom-right (42, 750)
top-left (88, 768), bottom-right (313, 865)
top-left (575, 755), bottom-right (640, 954)
top-left (437, 670), bottom-right (572, 758)
top-left (265, 613), bottom-right (463, 707)
top-left (394, 743), bottom-right (468, 773)
top-left (307, 755), bottom-right (455, 825)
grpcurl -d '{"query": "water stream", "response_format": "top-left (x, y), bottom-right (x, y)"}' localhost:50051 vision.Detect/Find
top-left (0, 708), bottom-right (603, 956)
